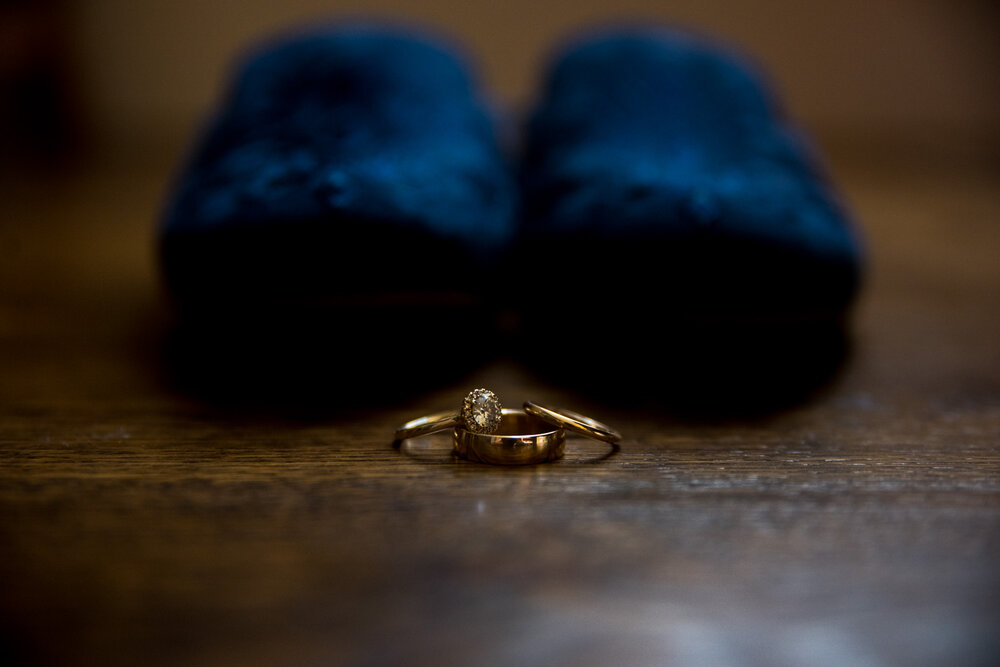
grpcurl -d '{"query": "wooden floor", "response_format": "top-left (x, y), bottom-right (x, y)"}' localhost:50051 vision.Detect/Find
top-left (1, 143), bottom-right (998, 666)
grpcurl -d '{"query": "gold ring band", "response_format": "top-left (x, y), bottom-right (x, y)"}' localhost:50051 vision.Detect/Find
top-left (393, 410), bottom-right (461, 441)
top-left (453, 409), bottom-right (565, 465)
top-left (393, 388), bottom-right (503, 441)
top-left (522, 401), bottom-right (622, 445)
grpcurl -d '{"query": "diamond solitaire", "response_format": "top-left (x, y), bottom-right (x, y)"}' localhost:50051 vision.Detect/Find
top-left (461, 388), bottom-right (503, 434)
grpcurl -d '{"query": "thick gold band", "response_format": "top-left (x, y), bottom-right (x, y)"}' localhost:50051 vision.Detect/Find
top-left (453, 409), bottom-right (565, 465)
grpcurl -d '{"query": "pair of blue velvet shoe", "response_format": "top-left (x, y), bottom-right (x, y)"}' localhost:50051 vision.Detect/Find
top-left (160, 24), bottom-right (863, 408)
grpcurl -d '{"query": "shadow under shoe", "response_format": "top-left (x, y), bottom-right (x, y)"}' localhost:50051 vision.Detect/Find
top-left (516, 304), bottom-right (852, 421)
top-left (160, 301), bottom-right (501, 418)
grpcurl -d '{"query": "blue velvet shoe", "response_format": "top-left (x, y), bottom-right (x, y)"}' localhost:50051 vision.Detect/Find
top-left (160, 24), bottom-right (514, 316)
top-left (158, 25), bottom-right (515, 405)
top-left (516, 28), bottom-right (865, 410)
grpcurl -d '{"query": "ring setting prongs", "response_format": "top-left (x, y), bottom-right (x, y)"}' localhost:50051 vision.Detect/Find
top-left (461, 388), bottom-right (503, 434)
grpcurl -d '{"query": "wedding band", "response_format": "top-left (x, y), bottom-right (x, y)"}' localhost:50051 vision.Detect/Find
top-left (453, 409), bottom-right (565, 465)
top-left (523, 401), bottom-right (622, 444)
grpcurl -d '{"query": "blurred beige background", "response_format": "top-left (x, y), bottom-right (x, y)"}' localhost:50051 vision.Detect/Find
top-left (61, 0), bottom-right (998, 157)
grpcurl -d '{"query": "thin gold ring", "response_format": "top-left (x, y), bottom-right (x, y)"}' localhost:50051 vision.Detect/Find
top-left (453, 409), bottom-right (565, 465)
top-left (393, 388), bottom-right (502, 441)
top-left (522, 401), bottom-right (622, 445)
top-left (393, 410), bottom-right (461, 441)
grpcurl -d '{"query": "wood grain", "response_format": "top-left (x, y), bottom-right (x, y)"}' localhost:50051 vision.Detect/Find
top-left (1, 149), bottom-right (998, 666)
